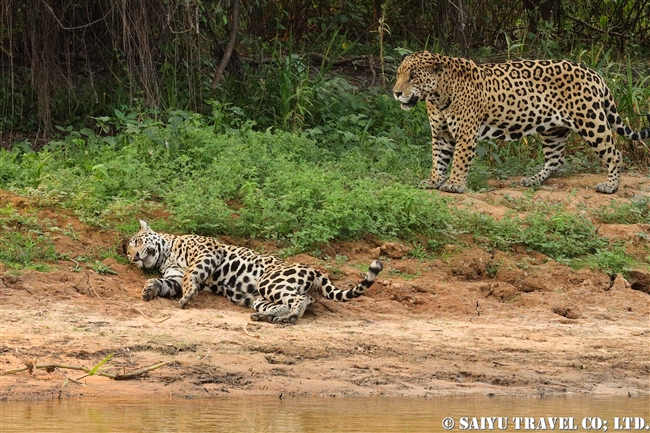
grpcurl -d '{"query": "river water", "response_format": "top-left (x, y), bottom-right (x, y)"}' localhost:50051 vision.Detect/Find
top-left (1, 395), bottom-right (648, 432)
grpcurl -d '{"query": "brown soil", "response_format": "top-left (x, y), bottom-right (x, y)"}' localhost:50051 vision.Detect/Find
top-left (1, 174), bottom-right (649, 401)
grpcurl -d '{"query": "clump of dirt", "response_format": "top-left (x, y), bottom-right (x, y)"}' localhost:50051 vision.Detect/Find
top-left (1, 174), bottom-right (649, 401)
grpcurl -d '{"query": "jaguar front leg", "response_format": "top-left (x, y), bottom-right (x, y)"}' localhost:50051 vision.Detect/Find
top-left (423, 102), bottom-right (456, 189)
top-left (141, 274), bottom-right (182, 301)
top-left (439, 114), bottom-right (480, 194)
top-left (178, 258), bottom-right (213, 308)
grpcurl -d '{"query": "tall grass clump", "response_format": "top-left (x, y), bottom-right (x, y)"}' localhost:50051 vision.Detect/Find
top-left (570, 246), bottom-right (642, 277)
top-left (520, 211), bottom-right (608, 260)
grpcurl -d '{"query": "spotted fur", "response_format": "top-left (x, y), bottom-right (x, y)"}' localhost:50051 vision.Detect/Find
top-left (393, 51), bottom-right (650, 194)
top-left (126, 220), bottom-right (383, 325)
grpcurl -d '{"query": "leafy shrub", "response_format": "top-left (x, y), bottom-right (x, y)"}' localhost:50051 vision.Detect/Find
top-left (592, 195), bottom-right (650, 224)
top-left (521, 211), bottom-right (608, 259)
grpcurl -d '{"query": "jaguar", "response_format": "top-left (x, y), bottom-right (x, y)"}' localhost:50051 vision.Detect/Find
top-left (126, 220), bottom-right (383, 324)
top-left (393, 51), bottom-right (650, 194)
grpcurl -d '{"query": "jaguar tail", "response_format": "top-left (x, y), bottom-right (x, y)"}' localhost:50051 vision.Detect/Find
top-left (604, 87), bottom-right (650, 140)
top-left (318, 260), bottom-right (384, 302)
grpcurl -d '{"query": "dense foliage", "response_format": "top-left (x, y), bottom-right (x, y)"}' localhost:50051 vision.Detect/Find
top-left (1, 0), bottom-right (649, 135)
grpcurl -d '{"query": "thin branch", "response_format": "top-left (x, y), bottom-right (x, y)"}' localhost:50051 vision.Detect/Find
top-left (244, 322), bottom-right (260, 338)
top-left (566, 14), bottom-right (629, 38)
top-left (132, 307), bottom-right (171, 324)
top-left (211, 0), bottom-right (240, 89)
top-left (113, 361), bottom-right (169, 380)
top-left (1, 363), bottom-right (116, 378)
top-left (1, 361), bottom-right (169, 381)
top-left (40, 0), bottom-right (113, 31)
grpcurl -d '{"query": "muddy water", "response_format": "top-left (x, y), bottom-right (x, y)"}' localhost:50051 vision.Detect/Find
top-left (2, 396), bottom-right (649, 432)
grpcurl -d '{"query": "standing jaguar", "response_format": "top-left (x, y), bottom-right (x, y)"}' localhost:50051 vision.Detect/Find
top-left (393, 51), bottom-right (650, 194)
top-left (126, 220), bottom-right (383, 325)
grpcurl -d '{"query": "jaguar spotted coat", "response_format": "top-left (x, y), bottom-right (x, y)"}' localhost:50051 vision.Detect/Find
top-left (126, 220), bottom-right (383, 325)
top-left (393, 51), bottom-right (650, 194)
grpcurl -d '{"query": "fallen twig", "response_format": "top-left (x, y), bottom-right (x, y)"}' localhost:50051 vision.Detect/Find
top-left (1, 363), bottom-right (115, 378)
top-left (87, 272), bottom-right (109, 314)
top-left (316, 299), bottom-right (337, 314)
top-left (244, 322), bottom-right (261, 338)
top-left (1, 361), bottom-right (169, 381)
top-left (114, 361), bottom-right (169, 380)
top-left (132, 307), bottom-right (171, 324)
top-left (66, 375), bottom-right (86, 386)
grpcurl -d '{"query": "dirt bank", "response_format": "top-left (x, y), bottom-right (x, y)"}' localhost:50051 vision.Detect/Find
top-left (1, 174), bottom-right (649, 401)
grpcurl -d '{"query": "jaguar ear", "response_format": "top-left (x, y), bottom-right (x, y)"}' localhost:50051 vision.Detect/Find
top-left (429, 63), bottom-right (443, 74)
top-left (139, 220), bottom-right (150, 232)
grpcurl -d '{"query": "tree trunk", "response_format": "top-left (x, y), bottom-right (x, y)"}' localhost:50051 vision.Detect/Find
top-left (211, 0), bottom-right (240, 89)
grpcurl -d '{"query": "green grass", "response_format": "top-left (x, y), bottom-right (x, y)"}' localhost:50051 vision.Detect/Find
top-left (570, 246), bottom-right (643, 277)
top-left (592, 195), bottom-right (650, 224)
top-left (455, 206), bottom-right (617, 263)
top-left (0, 204), bottom-right (58, 269)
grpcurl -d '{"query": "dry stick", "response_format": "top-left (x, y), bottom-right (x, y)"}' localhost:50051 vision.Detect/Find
top-left (244, 322), bottom-right (260, 338)
top-left (87, 272), bottom-right (109, 314)
top-left (1, 361), bottom-right (169, 381)
top-left (113, 362), bottom-right (168, 380)
top-left (566, 14), bottom-right (628, 38)
top-left (66, 376), bottom-right (86, 386)
top-left (1, 364), bottom-right (115, 378)
top-left (211, 0), bottom-right (240, 89)
top-left (316, 299), bottom-right (337, 314)
top-left (132, 307), bottom-right (171, 324)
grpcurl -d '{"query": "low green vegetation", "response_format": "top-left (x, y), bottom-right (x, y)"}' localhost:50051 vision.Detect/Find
top-left (0, 98), bottom-right (647, 275)
top-left (592, 195), bottom-right (650, 225)
top-left (0, 204), bottom-right (57, 270)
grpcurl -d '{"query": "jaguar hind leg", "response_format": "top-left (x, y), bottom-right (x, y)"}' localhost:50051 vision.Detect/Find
top-left (250, 299), bottom-right (291, 323)
top-left (585, 130), bottom-right (621, 194)
top-left (521, 127), bottom-right (570, 187)
top-left (250, 295), bottom-right (314, 325)
top-left (275, 295), bottom-right (315, 325)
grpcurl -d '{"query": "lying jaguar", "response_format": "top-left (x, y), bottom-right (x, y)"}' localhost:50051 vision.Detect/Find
top-left (393, 51), bottom-right (650, 194)
top-left (126, 220), bottom-right (383, 324)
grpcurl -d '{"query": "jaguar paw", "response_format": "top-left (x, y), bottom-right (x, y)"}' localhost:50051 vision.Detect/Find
top-left (420, 178), bottom-right (444, 190)
top-left (595, 181), bottom-right (618, 194)
top-left (141, 279), bottom-right (160, 301)
top-left (439, 182), bottom-right (465, 194)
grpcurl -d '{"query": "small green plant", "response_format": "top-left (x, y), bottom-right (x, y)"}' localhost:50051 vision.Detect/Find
top-left (0, 205), bottom-right (58, 268)
top-left (521, 211), bottom-right (607, 260)
top-left (570, 246), bottom-right (641, 276)
top-left (407, 242), bottom-right (428, 260)
top-left (91, 261), bottom-right (118, 275)
top-left (486, 259), bottom-right (503, 278)
top-left (592, 195), bottom-right (650, 224)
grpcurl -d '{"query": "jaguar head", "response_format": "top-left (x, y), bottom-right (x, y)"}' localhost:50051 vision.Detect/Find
top-left (127, 220), bottom-right (162, 269)
top-left (393, 51), bottom-right (443, 110)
